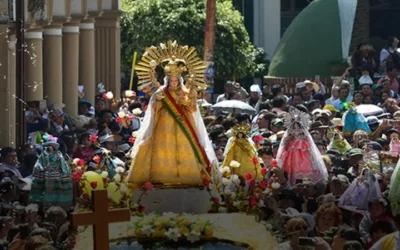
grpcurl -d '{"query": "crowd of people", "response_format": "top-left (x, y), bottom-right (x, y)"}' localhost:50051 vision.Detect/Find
top-left (0, 36), bottom-right (399, 250)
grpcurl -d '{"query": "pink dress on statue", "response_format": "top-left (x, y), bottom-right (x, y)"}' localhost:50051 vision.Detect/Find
top-left (280, 135), bottom-right (316, 186)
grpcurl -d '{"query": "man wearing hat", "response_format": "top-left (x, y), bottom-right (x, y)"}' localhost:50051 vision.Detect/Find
top-left (270, 118), bottom-right (284, 134)
top-left (78, 100), bottom-right (94, 117)
top-left (366, 116), bottom-right (381, 132)
top-left (248, 84), bottom-right (262, 112)
top-left (346, 148), bottom-right (364, 177)
top-left (216, 81), bottom-right (235, 103)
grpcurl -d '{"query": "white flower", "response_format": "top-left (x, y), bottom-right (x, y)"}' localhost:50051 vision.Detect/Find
top-left (220, 166), bottom-right (231, 174)
top-left (266, 224), bottom-right (273, 230)
top-left (76, 166), bottom-right (82, 171)
top-left (105, 91), bottom-right (114, 99)
top-left (169, 221), bottom-right (177, 227)
top-left (120, 184), bottom-right (128, 194)
top-left (117, 111), bottom-right (126, 118)
top-left (229, 160), bottom-right (241, 168)
top-left (233, 201), bottom-right (241, 207)
top-left (72, 158), bottom-right (80, 165)
top-left (271, 182), bottom-right (281, 189)
top-left (113, 174), bottom-right (121, 183)
top-left (218, 207), bottom-right (227, 213)
top-left (221, 177), bottom-right (230, 186)
top-left (223, 187), bottom-right (232, 195)
top-left (140, 224), bottom-right (154, 237)
top-left (165, 227), bottom-right (181, 242)
top-left (257, 199), bottom-right (265, 208)
top-left (100, 171), bottom-right (108, 178)
top-left (262, 188), bottom-right (270, 195)
top-left (231, 174), bottom-right (240, 185)
top-left (125, 90), bottom-right (135, 97)
top-left (116, 167), bottom-right (125, 174)
top-left (184, 230), bottom-right (201, 243)
top-left (132, 108), bottom-right (142, 116)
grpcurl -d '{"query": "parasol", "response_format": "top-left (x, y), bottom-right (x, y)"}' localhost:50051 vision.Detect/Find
top-left (212, 100), bottom-right (257, 115)
top-left (355, 104), bottom-right (384, 117)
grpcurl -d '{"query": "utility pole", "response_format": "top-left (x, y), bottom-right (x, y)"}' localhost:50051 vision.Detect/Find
top-left (203, 0), bottom-right (216, 101)
top-left (204, 0), bottom-right (216, 62)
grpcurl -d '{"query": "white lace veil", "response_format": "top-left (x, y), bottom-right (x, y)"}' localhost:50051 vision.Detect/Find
top-left (129, 76), bottom-right (219, 182)
top-left (276, 110), bottom-right (328, 184)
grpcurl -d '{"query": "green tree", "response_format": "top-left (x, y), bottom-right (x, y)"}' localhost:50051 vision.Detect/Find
top-left (121, 0), bottom-right (266, 84)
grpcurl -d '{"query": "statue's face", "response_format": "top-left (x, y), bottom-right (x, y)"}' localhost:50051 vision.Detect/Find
top-left (169, 77), bottom-right (179, 88)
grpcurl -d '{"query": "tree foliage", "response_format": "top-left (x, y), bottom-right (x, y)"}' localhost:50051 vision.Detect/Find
top-left (121, 0), bottom-right (267, 83)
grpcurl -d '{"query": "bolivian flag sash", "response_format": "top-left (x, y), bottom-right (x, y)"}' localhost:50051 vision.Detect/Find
top-left (161, 87), bottom-right (211, 169)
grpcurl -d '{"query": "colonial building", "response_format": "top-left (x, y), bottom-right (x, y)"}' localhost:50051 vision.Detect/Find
top-left (0, 0), bottom-right (122, 147)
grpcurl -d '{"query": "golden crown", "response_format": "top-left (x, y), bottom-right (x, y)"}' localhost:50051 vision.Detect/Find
top-left (232, 123), bottom-right (251, 137)
top-left (162, 56), bottom-right (187, 78)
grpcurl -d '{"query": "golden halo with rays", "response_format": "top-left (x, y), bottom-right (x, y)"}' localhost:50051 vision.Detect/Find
top-left (135, 40), bottom-right (209, 94)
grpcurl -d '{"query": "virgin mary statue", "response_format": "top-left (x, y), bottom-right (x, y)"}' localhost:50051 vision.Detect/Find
top-left (127, 42), bottom-right (218, 213)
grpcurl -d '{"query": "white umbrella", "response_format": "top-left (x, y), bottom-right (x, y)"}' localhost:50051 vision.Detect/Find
top-left (355, 104), bottom-right (384, 117)
top-left (212, 100), bottom-right (257, 115)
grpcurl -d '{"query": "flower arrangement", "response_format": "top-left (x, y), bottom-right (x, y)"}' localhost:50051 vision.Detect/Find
top-left (69, 157), bottom-right (133, 211)
top-left (209, 159), bottom-right (281, 216)
top-left (131, 213), bottom-right (213, 243)
top-left (116, 111), bottom-right (135, 129)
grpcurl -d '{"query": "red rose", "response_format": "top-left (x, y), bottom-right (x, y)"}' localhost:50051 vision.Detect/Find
top-left (89, 135), bottom-right (98, 142)
top-left (259, 180), bottom-right (268, 189)
top-left (72, 172), bottom-right (82, 182)
top-left (247, 178), bottom-right (256, 186)
top-left (251, 157), bottom-right (259, 164)
top-left (271, 159), bottom-right (279, 168)
top-left (115, 117), bottom-right (123, 124)
top-left (77, 159), bottom-right (85, 166)
top-left (93, 155), bottom-right (101, 164)
top-left (244, 172), bottom-right (253, 180)
top-left (128, 137), bottom-right (135, 144)
top-left (253, 135), bottom-right (263, 142)
top-left (212, 197), bottom-right (220, 204)
top-left (102, 93), bottom-right (108, 99)
top-left (203, 178), bottom-right (211, 186)
top-left (82, 193), bottom-right (89, 200)
top-left (136, 205), bottom-right (146, 212)
top-left (248, 196), bottom-right (258, 207)
top-left (90, 181), bottom-right (98, 189)
top-left (261, 168), bottom-right (268, 176)
top-left (143, 182), bottom-right (153, 190)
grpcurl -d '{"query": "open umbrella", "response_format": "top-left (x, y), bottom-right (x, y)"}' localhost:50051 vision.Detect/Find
top-left (355, 104), bottom-right (384, 117)
top-left (212, 100), bottom-right (257, 115)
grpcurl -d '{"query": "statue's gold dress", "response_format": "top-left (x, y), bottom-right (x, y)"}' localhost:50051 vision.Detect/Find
top-left (128, 87), bottom-right (204, 186)
top-left (222, 138), bottom-right (263, 180)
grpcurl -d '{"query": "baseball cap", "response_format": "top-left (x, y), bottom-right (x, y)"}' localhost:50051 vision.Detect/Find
top-left (323, 104), bottom-right (339, 113)
top-left (332, 174), bottom-right (350, 184)
top-left (346, 148), bottom-right (363, 157)
top-left (271, 118), bottom-right (284, 127)
top-left (296, 82), bottom-right (306, 89)
top-left (372, 84), bottom-right (383, 90)
top-left (367, 141), bottom-right (383, 151)
top-left (366, 116), bottom-right (380, 126)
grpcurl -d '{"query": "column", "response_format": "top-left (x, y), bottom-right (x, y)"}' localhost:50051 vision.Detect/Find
top-left (43, 26), bottom-right (63, 107)
top-left (79, 20), bottom-right (96, 104)
top-left (95, 12), bottom-right (122, 99)
top-left (25, 30), bottom-right (43, 101)
top-left (62, 24), bottom-right (80, 116)
top-left (253, 0), bottom-right (280, 60)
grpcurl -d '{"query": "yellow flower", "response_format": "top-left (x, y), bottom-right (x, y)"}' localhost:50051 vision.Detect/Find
top-left (179, 226), bottom-right (190, 235)
top-left (152, 228), bottom-right (167, 238)
top-left (204, 226), bottom-right (213, 236)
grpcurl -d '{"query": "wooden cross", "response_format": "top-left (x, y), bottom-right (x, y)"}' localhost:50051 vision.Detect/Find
top-left (72, 189), bottom-right (131, 250)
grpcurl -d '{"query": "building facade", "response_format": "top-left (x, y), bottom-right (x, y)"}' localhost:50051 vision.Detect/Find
top-left (0, 0), bottom-right (122, 147)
